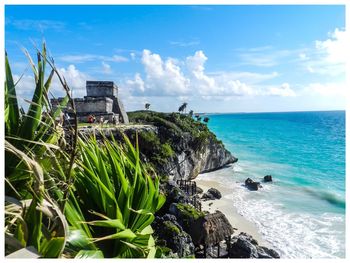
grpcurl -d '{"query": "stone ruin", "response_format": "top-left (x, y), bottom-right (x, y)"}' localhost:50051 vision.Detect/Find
top-left (51, 80), bottom-right (129, 124)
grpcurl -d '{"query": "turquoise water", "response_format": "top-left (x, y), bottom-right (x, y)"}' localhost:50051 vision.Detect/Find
top-left (204, 111), bottom-right (345, 258)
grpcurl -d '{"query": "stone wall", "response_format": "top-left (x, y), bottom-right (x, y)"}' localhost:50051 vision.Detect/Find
top-left (86, 81), bottom-right (117, 97)
top-left (75, 97), bottom-right (113, 113)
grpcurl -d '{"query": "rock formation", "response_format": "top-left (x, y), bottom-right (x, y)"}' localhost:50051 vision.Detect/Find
top-left (228, 232), bottom-right (280, 258)
top-left (202, 188), bottom-right (222, 200)
top-left (264, 175), bottom-right (273, 182)
top-left (245, 178), bottom-right (261, 191)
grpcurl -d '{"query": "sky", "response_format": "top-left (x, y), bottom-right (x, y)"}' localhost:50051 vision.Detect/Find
top-left (5, 5), bottom-right (346, 113)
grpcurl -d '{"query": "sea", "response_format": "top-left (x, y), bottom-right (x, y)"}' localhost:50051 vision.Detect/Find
top-left (202, 110), bottom-right (345, 258)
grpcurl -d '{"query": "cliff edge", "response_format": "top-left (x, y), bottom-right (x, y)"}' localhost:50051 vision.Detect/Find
top-left (127, 111), bottom-right (237, 180)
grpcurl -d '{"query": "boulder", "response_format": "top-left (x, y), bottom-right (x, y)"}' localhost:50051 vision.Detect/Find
top-left (257, 246), bottom-right (281, 258)
top-left (196, 186), bottom-right (204, 194)
top-left (207, 188), bottom-right (222, 199)
top-left (152, 214), bottom-right (195, 258)
top-left (228, 232), bottom-right (280, 258)
top-left (263, 175), bottom-right (273, 182)
top-left (201, 192), bottom-right (215, 200)
top-left (201, 188), bottom-right (222, 200)
top-left (245, 178), bottom-right (261, 191)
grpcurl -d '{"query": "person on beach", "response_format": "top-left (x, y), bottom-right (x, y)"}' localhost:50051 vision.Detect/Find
top-left (88, 114), bottom-right (93, 123)
top-left (99, 116), bottom-right (104, 126)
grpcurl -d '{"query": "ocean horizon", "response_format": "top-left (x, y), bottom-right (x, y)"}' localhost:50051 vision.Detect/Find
top-left (203, 110), bottom-right (345, 258)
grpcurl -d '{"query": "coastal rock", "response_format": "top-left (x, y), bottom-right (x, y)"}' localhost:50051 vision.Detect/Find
top-left (196, 186), bottom-right (204, 194)
top-left (127, 111), bottom-right (237, 181)
top-left (201, 188), bottom-right (222, 200)
top-left (245, 178), bottom-right (261, 191)
top-left (257, 246), bottom-right (281, 258)
top-left (157, 180), bottom-right (191, 215)
top-left (228, 232), bottom-right (280, 258)
top-left (201, 192), bottom-right (215, 200)
top-left (152, 214), bottom-right (195, 258)
top-left (263, 175), bottom-right (273, 182)
top-left (163, 136), bottom-right (237, 180)
top-left (207, 188), bottom-right (222, 199)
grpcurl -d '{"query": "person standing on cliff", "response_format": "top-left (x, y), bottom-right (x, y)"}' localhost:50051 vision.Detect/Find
top-left (99, 116), bottom-right (104, 126)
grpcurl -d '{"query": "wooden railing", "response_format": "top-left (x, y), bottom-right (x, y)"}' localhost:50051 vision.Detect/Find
top-left (176, 179), bottom-right (201, 211)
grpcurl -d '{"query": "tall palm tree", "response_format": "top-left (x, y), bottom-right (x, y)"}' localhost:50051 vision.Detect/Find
top-left (145, 103), bottom-right (151, 110)
top-left (178, 102), bottom-right (188, 114)
top-left (188, 110), bottom-right (194, 117)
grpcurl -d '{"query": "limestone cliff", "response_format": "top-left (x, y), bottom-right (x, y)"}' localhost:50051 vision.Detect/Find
top-left (160, 132), bottom-right (236, 180)
top-left (79, 111), bottom-right (237, 180)
top-left (128, 111), bottom-right (237, 180)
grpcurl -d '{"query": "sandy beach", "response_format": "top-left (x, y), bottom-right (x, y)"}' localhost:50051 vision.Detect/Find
top-left (195, 174), bottom-right (268, 246)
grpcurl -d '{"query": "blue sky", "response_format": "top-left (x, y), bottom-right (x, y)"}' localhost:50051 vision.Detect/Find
top-left (5, 5), bottom-right (346, 113)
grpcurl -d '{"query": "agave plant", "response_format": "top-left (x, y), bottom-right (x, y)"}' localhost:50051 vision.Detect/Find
top-left (5, 43), bottom-right (166, 258)
top-left (5, 44), bottom-right (74, 257)
top-left (65, 134), bottom-right (166, 258)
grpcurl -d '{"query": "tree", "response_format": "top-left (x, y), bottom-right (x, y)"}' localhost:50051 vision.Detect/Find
top-left (203, 117), bottom-right (210, 123)
top-left (145, 103), bottom-right (151, 110)
top-left (188, 110), bottom-right (194, 117)
top-left (178, 102), bottom-right (188, 114)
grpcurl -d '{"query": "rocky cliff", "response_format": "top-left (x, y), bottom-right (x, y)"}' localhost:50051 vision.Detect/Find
top-left (161, 133), bottom-right (236, 180)
top-left (78, 111), bottom-right (237, 180)
top-left (127, 111), bottom-right (237, 180)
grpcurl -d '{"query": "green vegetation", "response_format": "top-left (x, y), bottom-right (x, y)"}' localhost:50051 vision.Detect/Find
top-left (175, 203), bottom-right (205, 221)
top-left (178, 102), bottom-right (188, 113)
top-left (163, 221), bottom-right (181, 235)
top-left (173, 203), bottom-right (205, 230)
top-left (138, 131), bottom-right (175, 166)
top-left (128, 111), bottom-right (222, 156)
top-left (68, 134), bottom-right (166, 258)
top-left (5, 44), bottom-right (165, 258)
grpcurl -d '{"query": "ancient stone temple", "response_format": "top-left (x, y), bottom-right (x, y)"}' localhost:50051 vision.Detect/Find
top-left (51, 81), bottom-right (129, 124)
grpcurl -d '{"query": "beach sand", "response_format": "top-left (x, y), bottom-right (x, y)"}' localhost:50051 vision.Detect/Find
top-left (195, 176), bottom-right (268, 246)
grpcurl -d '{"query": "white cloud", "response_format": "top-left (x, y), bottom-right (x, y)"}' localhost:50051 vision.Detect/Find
top-left (124, 49), bottom-right (290, 99)
top-left (211, 71), bottom-right (279, 85)
top-left (55, 64), bottom-right (89, 98)
top-left (126, 73), bottom-right (145, 93)
top-left (111, 55), bottom-right (129, 62)
top-left (237, 48), bottom-right (297, 67)
top-left (12, 64), bottom-right (88, 108)
top-left (12, 74), bottom-right (36, 98)
top-left (101, 61), bottom-right (112, 74)
top-left (186, 50), bottom-right (216, 95)
top-left (315, 28), bottom-right (347, 65)
top-left (299, 53), bottom-right (308, 60)
top-left (169, 40), bottom-right (200, 47)
top-left (140, 49), bottom-right (190, 96)
top-left (304, 82), bottom-right (346, 96)
top-left (266, 83), bottom-right (296, 97)
top-left (303, 28), bottom-right (347, 76)
top-left (59, 54), bottom-right (128, 63)
top-left (7, 18), bottom-right (66, 32)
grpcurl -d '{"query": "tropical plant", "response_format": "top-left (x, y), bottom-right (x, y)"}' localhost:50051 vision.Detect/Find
top-left (188, 110), bottom-right (194, 117)
top-left (5, 43), bottom-right (165, 258)
top-left (5, 44), bottom-right (74, 258)
top-left (145, 103), bottom-right (151, 110)
top-left (203, 117), bottom-right (210, 123)
top-left (178, 102), bottom-right (188, 114)
top-left (66, 134), bottom-right (166, 258)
